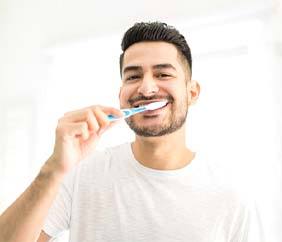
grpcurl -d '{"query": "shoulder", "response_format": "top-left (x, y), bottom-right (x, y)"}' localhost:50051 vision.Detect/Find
top-left (196, 152), bottom-right (255, 213)
top-left (201, 156), bottom-right (264, 239)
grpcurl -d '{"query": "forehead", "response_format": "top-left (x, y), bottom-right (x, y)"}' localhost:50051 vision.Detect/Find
top-left (123, 41), bottom-right (181, 71)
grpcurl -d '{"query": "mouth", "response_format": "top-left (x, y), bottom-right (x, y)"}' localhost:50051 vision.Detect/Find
top-left (142, 101), bottom-right (171, 116)
top-left (132, 99), bottom-right (169, 108)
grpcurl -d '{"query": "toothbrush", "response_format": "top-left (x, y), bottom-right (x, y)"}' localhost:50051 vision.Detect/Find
top-left (107, 100), bottom-right (168, 121)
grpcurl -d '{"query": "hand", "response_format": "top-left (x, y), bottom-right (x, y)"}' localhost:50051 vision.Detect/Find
top-left (48, 105), bottom-right (124, 177)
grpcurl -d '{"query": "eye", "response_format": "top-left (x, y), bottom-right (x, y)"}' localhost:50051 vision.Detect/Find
top-left (156, 73), bottom-right (172, 79)
top-left (125, 75), bottom-right (140, 82)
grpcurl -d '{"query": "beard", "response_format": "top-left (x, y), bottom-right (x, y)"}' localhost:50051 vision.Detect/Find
top-left (125, 98), bottom-right (188, 137)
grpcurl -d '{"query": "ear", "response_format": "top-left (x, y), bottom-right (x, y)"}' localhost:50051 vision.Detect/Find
top-left (187, 80), bottom-right (200, 105)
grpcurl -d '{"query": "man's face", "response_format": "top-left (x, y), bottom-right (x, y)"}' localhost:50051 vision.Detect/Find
top-left (119, 41), bottom-right (193, 137)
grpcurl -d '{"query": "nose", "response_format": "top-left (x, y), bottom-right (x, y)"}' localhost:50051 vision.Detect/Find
top-left (137, 74), bottom-right (159, 96)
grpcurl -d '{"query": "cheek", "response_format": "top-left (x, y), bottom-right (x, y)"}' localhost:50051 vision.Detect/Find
top-left (161, 83), bottom-right (180, 99)
top-left (119, 86), bottom-right (135, 104)
top-left (168, 85), bottom-right (188, 106)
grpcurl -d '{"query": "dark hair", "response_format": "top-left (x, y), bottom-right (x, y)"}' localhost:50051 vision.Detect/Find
top-left (119, 21), bottom-right (192, 77)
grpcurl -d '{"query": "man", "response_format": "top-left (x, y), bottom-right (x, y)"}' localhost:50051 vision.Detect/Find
top-left (0, 22), bottom-right (263, 242)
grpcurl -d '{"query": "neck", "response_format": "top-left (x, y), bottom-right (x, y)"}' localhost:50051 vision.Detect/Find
top-left (131, 126), bottom-right (195, 170)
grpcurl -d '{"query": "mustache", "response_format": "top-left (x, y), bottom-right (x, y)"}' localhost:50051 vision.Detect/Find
top-left (128, 95), bottom-right (174, 106)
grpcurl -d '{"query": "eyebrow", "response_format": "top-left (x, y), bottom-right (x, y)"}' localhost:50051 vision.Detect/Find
top-left (123, 63), bottom-right (177, 75)
top-left (153, 63), bottom-right (176, 71)
top-left (123, 66), bottom-right (142, 75)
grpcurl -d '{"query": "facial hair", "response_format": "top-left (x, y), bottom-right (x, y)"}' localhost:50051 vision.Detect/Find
top-left (125, 94), bottom-right (189, 137)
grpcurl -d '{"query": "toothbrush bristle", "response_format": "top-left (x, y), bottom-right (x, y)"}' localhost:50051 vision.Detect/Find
top-left (146, 101), bottom-right (168, 110)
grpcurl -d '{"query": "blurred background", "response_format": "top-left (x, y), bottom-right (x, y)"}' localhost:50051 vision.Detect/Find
top-left (0, 0), bottom-right (281, 241)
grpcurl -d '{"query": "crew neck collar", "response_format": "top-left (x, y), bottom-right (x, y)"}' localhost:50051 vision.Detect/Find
top-left (126, 142), bottom-right (199, 178)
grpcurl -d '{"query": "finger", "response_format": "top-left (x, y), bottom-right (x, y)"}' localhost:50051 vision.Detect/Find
top-left (92, 107), bottom-right (111, 135)
top-left (63, 105), bottom-right (123, 125)
top-left (95, 105), bottom-right (124, 118)
top-left (63, 107), bottom-right (89, 116)
top-left (64, 105), bottom-right (124, 118)
top-left (91, 107), bottom-right (123, 135)
top-left (57, 122), bottom-right (90, 141)
top-left (90, 106), bottom-right (124, 134)
top-left (70, 122), bottom-right (89, 140)
top-left (61, 105), bottom-right (124, 135)
top-left (82, 131), bottom-right (99, 149)
top-left (62, 109), bottom-right (100, 132)
top-left (97, 117), bottom-right (124, 136)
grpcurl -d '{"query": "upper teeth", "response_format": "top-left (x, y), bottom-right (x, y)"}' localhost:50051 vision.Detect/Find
top-left (134, 101), bottom-right (168, 108)
top-left (134, 104), bottom-right (147, 108)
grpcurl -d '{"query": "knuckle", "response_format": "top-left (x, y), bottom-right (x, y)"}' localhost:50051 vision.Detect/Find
top-left (55, 123), bottom-right (65, 135)
top-left (63, 111), bottom-right (71, 116)
top-left (57, 117), bottom-right (64, 123)
top-left (84, 109), bottom-right (93, 120)
top-left (92, 106), bottom-right (100, 114)
top-left (93, 107), bottom-right (104, 119)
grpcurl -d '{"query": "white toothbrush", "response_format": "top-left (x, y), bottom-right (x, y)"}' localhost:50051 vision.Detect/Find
top-left (107, 100), bottom-right (168, 121)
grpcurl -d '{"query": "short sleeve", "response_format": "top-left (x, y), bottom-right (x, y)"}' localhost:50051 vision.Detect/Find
top-left (231, 199), bottom-right (265, 242)
top-left (42, 167), bottom-right (76, 238)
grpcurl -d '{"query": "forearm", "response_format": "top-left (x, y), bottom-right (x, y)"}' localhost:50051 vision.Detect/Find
top-left (0, 104), bottom-right (113, 242)
top-left (0, 158), bottom-right (64, 242)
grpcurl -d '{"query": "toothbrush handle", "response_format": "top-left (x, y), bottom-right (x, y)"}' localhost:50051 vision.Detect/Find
top-left (107, 109), bottom-right (132, 122)
top-left (107, 106), bottom-right (146, 121)
top-left (107, 114), bottom-right (122, 121)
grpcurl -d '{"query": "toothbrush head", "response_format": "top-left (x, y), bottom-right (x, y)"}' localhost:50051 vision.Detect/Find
top-left (145, 100), bottom-right (168, 110)
top-left (107, 100), bottom-right (169, 122)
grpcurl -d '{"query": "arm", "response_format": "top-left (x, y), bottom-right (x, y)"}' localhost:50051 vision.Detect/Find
top-left (0, 158), bottom-right (64, 242)
top-left (0, 105), bottom-right (123, 242)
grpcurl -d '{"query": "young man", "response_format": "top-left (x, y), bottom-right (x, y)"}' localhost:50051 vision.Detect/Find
top-left (0, 22), bottom-right (263, 242)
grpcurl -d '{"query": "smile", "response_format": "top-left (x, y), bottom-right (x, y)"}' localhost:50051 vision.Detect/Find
top-left (132, 99), bottom-right (169, 108)
top-left (142, 101), bottom-right (171, 116)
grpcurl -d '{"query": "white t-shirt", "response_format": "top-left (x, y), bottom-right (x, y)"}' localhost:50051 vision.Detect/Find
top-left (43, 142), bottom-right (264, 242)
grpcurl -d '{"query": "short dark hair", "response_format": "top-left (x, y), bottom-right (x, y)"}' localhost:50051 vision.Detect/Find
top-left (119, 21), bottom-right (192, 77)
